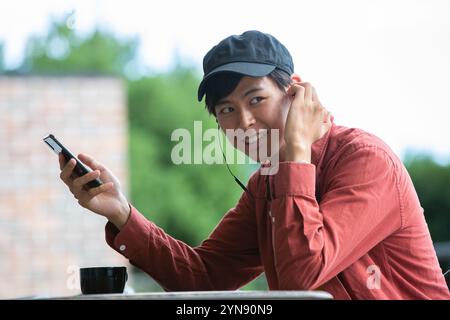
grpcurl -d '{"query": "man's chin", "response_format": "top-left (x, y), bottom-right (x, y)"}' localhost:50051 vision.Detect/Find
top-left (244, 148), bottom-right (279, 164)
top-left (242, 145), bottom-right (267, 163)
top-left (238, 141), bottom-right (283, 163)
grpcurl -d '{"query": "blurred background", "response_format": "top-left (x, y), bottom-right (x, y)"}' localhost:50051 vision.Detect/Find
top-left (0, 0), bottom-right (449, 298)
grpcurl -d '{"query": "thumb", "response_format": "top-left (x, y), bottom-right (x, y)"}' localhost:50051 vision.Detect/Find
top-left (78, 153), bottom-right (106, 172)
top-left (286, 83), bottom-right (300, 96)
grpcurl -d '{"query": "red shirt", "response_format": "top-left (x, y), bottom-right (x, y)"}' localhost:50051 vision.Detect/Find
top-left (105, 122), bottom-right (450, 299)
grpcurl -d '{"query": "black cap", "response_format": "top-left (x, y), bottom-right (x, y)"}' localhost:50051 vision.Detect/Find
top-left (197, 30), bottom-right (294, 102)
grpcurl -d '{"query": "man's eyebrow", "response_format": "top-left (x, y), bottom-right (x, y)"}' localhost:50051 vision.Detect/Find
top-left (215, 87), bottom-right (264, 107)
top-left (242, 87), bottom-right (264, 98)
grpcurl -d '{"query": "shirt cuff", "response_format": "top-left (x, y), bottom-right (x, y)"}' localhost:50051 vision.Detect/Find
top-left (272, 162), bottom-right (316, 198)
top-left (104, 204), bottom-right (150, 260)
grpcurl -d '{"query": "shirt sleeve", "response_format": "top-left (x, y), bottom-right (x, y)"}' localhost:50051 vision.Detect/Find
top-left (270, 145), bottom-right (403, 290)
top-left (105, 178), bottom-right (263, 291)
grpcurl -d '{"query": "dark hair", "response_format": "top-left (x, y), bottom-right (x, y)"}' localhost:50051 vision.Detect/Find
top-left (204, 68), bottom-right (293, 116)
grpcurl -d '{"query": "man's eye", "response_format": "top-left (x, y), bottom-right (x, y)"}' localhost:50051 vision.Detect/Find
top-left (250, 97), bottom-right (264, 105)
top-left (220, 106), bottom-right (234, 114)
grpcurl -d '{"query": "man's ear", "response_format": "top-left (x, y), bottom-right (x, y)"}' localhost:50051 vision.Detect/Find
top-left (290, 73), bottom-right (302, 83)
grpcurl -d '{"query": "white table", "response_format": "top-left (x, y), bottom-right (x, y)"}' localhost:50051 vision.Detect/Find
top-left (46, 290), bottom-right (333, 300)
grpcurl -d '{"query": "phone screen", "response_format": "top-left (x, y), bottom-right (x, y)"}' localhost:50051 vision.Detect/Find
top-left (43, 134), bottom-right (103, 189)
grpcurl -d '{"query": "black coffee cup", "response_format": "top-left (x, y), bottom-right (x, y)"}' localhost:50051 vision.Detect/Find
top-left (80, 266), bottom-right (128, 295)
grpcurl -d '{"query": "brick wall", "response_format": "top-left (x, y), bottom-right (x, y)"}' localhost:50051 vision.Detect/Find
top-left (0, 76), bottom-right (130, 299)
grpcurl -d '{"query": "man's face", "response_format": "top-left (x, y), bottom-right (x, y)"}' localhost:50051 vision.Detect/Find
top-left (215, 75), bottom-right (293, 162)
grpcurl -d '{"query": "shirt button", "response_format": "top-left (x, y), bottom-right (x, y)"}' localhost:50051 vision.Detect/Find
top-left (119, 245), bottom-right (126, 252)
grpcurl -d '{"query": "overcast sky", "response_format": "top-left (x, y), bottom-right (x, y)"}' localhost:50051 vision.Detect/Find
top-left (1, 0), bottom-right (449, 162)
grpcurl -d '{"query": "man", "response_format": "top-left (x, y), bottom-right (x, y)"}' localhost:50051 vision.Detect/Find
top-left (58, 30), bottom-right (450, 299)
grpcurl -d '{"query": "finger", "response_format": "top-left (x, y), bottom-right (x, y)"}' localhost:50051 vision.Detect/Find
top-left (287, 83), bottom-right (305, 104)
top-left (58, 153), bottom-right (66, 170)
top-left (72, 170), bottom-right (101, 191)
top-left (312, 86), bottom-right (321, 103)
top-left (78, 153), bottom-right (106, 171)
top-left (321, 109), bottom-right (332, 123)
top-left (299, 82), bottom-right (313, 103)
top-left (60, 158), bottom-right (76, 183)
top-left (86, 182), bottom-right (114, 198)
top-left (322, 109), bottom-right (329, 122)
top-left (287, 83), bottom-right (304, 96)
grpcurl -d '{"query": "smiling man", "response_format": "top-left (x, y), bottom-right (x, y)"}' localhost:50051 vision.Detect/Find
top-left (57, 30), bottom-right (449, 299)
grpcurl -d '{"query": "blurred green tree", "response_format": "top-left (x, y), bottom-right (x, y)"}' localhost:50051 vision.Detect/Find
top-left (404, 153), bottom-right (450, 242)
top-left (19, 14), bottom-right (139, 76)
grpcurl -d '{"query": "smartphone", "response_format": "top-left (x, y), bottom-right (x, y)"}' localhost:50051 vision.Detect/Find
top-left (43, 134), bottom-right (103, 189)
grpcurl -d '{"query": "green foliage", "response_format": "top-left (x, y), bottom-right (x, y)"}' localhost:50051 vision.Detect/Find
top-left (20, 14), bottom-right (138, 76)
top-left (404, 153), bottom-right (450, 242)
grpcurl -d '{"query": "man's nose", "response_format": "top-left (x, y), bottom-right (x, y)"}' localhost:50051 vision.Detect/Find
top-left (238, 108), bottom-right (256, 129)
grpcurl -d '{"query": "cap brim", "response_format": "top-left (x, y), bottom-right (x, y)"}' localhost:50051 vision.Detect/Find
top-left (197, 62), bottom-right (276, 102)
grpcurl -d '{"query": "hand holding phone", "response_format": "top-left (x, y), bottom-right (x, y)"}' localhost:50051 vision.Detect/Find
top-left (43, 134), bottom-right (130, 229)
top-left (44, 134), bottom-right (103, 188)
